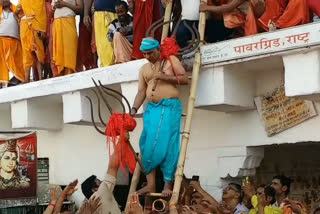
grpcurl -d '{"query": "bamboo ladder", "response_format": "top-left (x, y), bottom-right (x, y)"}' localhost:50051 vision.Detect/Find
top-left (126, 2), bottom-right (208, 212)
top-left (169, 0), bottom-right (207, 213)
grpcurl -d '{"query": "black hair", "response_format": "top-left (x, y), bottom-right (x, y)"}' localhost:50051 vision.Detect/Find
top-left (257, 184), bottom-right (266, 189)
top-left (273, 175), bottom-right (292, 195)
top-left (228, 183), bottom-right (243, 202)
top-left (314, 207), bottom-right (320, 214)
top-left (264, 185), bottom-right (276, 205)
top-left (81, 175), bottom-right (97, 199)
top-left (115, 0), bottom-right (129, 11)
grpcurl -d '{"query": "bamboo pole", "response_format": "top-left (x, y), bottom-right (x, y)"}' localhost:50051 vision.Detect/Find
top-left (161, 1), bottom-right (173, 42)
top-left (169, 1), bottom-right (207, 213)
top-left (127, 154), bottom-right (142, 197)
top-left (126, 1), bottom-right (174, 203)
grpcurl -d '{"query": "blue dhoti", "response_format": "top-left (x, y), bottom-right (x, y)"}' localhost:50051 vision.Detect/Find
top-left (139, 98), bottom-right (182, 183)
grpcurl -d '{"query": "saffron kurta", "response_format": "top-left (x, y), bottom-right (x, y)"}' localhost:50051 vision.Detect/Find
top-left (275, 0), bottom-right (310, 29)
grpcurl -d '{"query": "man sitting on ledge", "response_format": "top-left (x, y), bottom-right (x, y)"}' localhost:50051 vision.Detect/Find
top-left (107, 0), bottom-right (133, 64)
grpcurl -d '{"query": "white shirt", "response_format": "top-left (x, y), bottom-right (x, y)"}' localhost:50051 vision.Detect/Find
top-left (52, 0), bottom-right (76, 19)
top-left (90, 173), bottom-right (121, 214)
top-left (181, 0), bottom-right (200, 21)
top-left (234, 203), bottom-right (249, 214)
top-left (0, 11), bottom-right (20, 40)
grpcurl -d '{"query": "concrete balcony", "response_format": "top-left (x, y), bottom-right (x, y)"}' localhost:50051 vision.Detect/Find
top-left (1, 23), bottom-right (320, 130)
top-left (196, 22), bottom-right (320, 112)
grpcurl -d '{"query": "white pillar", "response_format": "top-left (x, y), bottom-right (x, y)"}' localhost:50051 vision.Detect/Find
top-left (195, 65), bottom-right (255, 112)
top-left (284, 49), bottom-right (320, 100)
top-left (11, 97), bottom-right (63, 130)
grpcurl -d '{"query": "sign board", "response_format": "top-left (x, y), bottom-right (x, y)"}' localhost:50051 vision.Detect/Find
top-left (255, 86), bottom-right (317, 136)
top-left (201, 23), bottom-right (320, 65)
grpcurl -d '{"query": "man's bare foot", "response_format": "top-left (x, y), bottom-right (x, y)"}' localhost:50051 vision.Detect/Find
top-left (162, 183), bottom-right (173, 197)
top-left (136, 185), bottom-right (155, 195)
top-left (162, 188), bottom-right (172, 197)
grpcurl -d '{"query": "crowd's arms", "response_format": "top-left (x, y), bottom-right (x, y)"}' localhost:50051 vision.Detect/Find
top-left (76, 196), bottom-right (101, 214)
top-left (43, 186), bottom-right (58, 214)
top-left (53, 179), bottom-right (78, 214)
top-left (190, 180), bottom-right (220, 209)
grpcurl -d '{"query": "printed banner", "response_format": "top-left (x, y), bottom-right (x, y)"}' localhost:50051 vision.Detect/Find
top-left (254, 86), bottom-right (317, 136)
top-left (201, 23), bottom-right (320, 65)
top-left (0, 133), bottom-right (37, 199)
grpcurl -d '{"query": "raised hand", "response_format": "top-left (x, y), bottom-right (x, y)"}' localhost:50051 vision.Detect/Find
top-left (181, 205), bottom-right (197, 214)
top-left (63, 179), bottom-right (78, 196)
top-left (125, 194), bottom-right (143, 214)
top-left (50, 186), bottom-right (58, 203)
top-left (219, 201), bottom-right (232, 214)
top-left (283, 199), bottom-right (303, 214)
top-left (200, 200), bottom-right (218, 213)
top-left (89, 196), bottom-right (102, 212)
top-left (242, 182), bottom-right (256, 197)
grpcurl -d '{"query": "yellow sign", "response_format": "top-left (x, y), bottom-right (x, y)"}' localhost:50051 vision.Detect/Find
top-left (255, 86), bottom-right (317, 136)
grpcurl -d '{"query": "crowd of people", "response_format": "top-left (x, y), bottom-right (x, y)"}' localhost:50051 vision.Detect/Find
top-left (42, 148), bottom-right (319, 214)
top-left (0, 0), bottom-right (320, 88)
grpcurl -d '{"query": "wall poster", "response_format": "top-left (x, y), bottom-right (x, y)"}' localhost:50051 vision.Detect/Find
top-left (0, 133), bottom-right (37, 200)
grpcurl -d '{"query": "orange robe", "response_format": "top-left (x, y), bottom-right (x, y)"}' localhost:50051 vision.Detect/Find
top-left (19, 0), bottom-right (47, 71)
top-left (308, 0), bottom-right (320, 17)
top-left (258, 0), bottom-right (288, 31)
top-left (0, 4), bottom-right (25, 83)
top-left (245, 0), bottom-right (310, 36)
top-left (132, 0), bottom-right (161, 59)
top-left (275, 0), bottom-right (311, 29)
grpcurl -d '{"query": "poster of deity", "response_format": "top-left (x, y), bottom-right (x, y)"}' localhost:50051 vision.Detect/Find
top-left (0, 133), bottom-right (37, 199)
